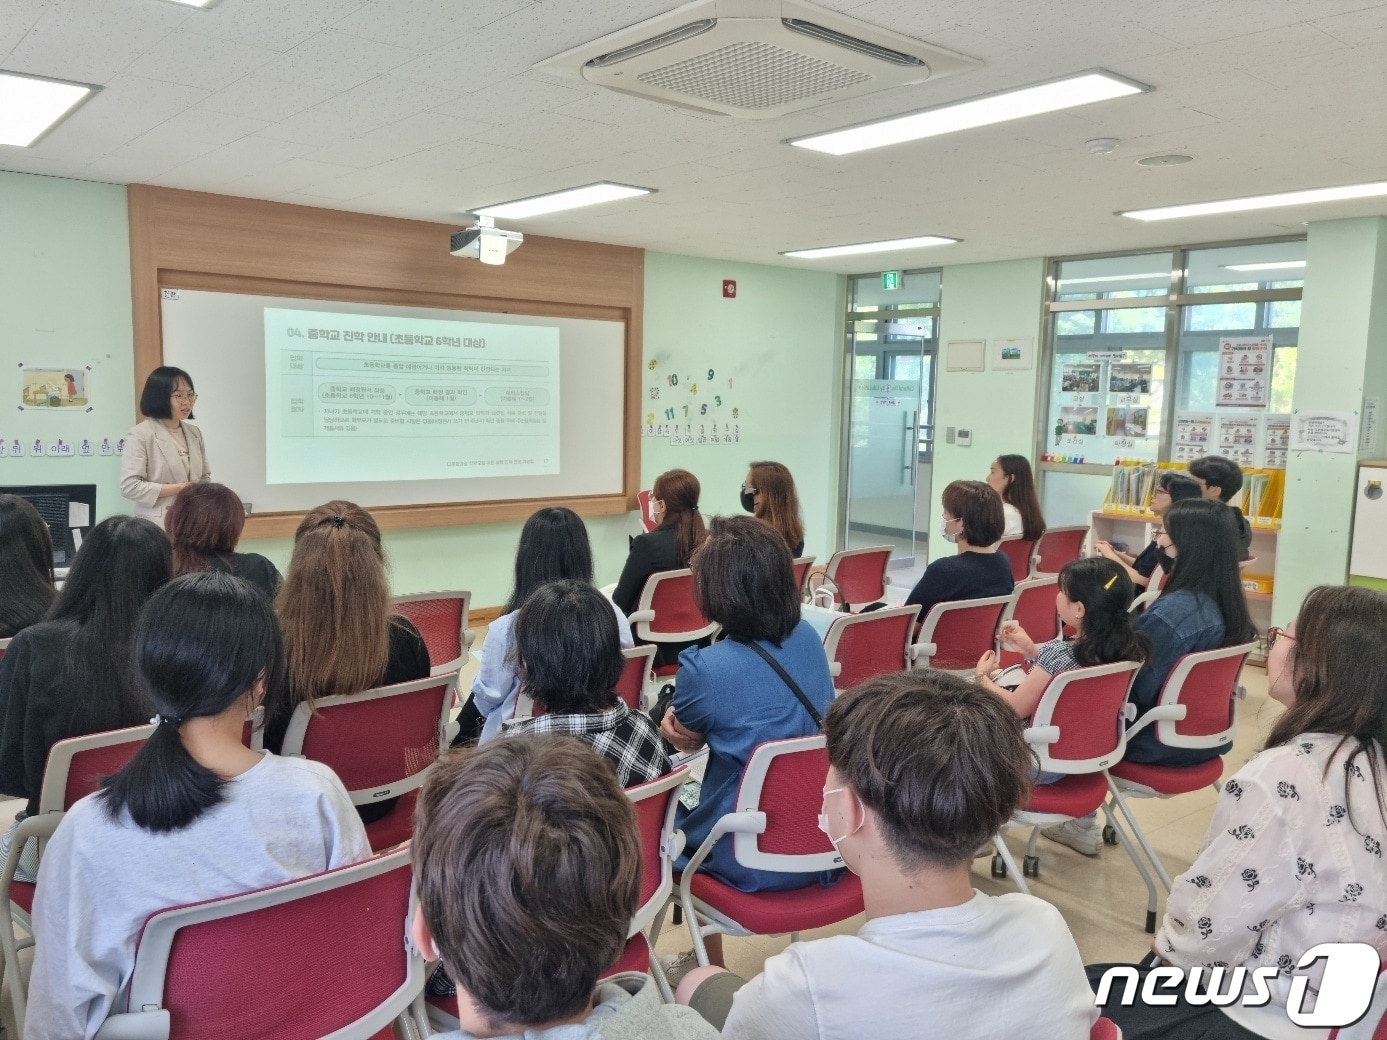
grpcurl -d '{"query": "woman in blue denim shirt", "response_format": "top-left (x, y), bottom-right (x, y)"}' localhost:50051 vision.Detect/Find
top-left (660, 515), bottom-right (835, 973)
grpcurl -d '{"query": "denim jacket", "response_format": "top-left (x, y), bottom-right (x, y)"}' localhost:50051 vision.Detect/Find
top-left (1124, 590), bottom-right (1228, 765)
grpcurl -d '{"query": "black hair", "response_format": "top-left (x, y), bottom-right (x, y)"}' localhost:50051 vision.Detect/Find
top-left (691, 515), bottom-right (800, 644)
top-left (101, 571), bottom-right (286, 833)
top-left (1057, 557), bottom-right (1150, 667)
top-left (1188, 456), bottom-right (1243, 501)
top-left (48, 515), bottom-right (172, 736)
top-left (505, 508), bottom-right (595, 614)
top-left (513, 580), bottom-right (622, 716)
top-left (1162, 499), bottom-right (1255, 646)
top-left (139, 365), bottom-right (196, 421)
top-left (0, 495), bottom-right (56, 638)
top-left (1159, 473), bottom-right (1202, 504)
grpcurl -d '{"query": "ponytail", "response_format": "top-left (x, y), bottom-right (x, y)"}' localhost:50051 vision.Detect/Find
top-left (100, 720), bottom-right (226, 832)
top-left (1060, 558), bottom-right (1150, 667)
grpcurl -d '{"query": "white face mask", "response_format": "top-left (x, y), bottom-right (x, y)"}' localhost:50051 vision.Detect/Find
top-left (817, 787), bottom-right (864, 872)
top-left (940, 516), bottom-right (960, 543)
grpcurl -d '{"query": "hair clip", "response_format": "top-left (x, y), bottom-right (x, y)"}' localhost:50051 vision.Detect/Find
top-left (1104, 574), bottom-right (1118, 590)
top-left (331, 515), bottom-right (346, 528)
top-left (150, 713), bottom-right (184, 727)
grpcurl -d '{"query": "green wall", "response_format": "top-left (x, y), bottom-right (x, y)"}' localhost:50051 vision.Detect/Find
top-left (929, 258), bottom-right (1045, 563)
top-left (1275, 216), bottom-right (1387, 623)
top-left (0, 173), bottom-right (135, 514)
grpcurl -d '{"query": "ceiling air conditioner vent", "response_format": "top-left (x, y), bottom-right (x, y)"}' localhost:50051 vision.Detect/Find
top-left (535, 0), bottom-right (981, 120)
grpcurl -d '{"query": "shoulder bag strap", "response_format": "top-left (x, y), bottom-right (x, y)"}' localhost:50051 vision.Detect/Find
top-left (740, 639), bottom-right (824, 730)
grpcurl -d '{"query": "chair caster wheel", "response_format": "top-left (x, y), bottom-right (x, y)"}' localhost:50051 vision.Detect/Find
top-left (991, 854), bottom-right (1007, 878)
top-left (1022, 855), bottom-right (1040, 878)
top-left (1102, 824), bottom-right (1118, 846)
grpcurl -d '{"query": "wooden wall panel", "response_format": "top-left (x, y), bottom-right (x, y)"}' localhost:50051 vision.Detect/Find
top-left (127, 185), bottom-right (643, 536)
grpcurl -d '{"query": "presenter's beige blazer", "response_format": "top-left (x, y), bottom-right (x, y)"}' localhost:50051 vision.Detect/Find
top-left (119, 418), bottom-right (211, 525)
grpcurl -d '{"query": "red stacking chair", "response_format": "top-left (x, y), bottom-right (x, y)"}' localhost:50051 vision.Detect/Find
top-left (996, 576), bottom-right (1060, 668)
top-left (664, 735), bottom-right (864, 966)
top-left (1328, 964), bottom-right (1387, 1039)
top-left (2, 724), bottom-right (155, 1035)
top-left (627, 568), bottom-right (720, 678)
top-left (91, 848), bottom-right (425, 1040)
top-left (615, 644), bottom-right (657, 711)
top-left (791, 556), bottom-right (815, 597)
top-left (280, 673), bottom-right (457, 853)
top-left (1034, 525), bottom-right (1089, 575)
top-left (909, 595), bottom-right (1012, 673)
top-left (1092, 1020), bottom-right (1124, 1040)
top-left (391, 590), bottom-right (476, 675)
top-left (987, 662), bottom-right (1144, 905)
top-left (1103, 641), bottom-right (1258, 928)
top-left (997, 537), bottom-right (1038, 582)
top-left (811, 546), bottom-right (892, 611)
top-left (821, 605), bottom-right (920, 692)
top-left (427, 766), bottom-right (692, 1032)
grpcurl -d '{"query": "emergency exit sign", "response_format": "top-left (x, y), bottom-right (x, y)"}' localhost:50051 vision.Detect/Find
top-left (881, 271), bottom-right (901, 290)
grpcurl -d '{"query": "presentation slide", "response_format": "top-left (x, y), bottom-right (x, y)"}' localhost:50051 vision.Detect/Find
top-left (265, 308), bottom-right (560, 484)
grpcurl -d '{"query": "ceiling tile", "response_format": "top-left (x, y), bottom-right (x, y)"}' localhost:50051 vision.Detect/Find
top-left (301, 111), bottom-right (484, 167)
top-left (331, 0), bottom-right (528, 51)
top-left (255, 29), bottom-right (421, 93)
top-left (26, 75), bottom-right (209, 162)
top-left (0, 0), bottom-right (57, 58)
top-left (196, 69), bottom-right (342, 122)
top-left (195, 0), bottom-right (370, 53)
top-left (4, 0), bottom-right (189, 81)
top-left (123, 28), bottom-right (279, 91)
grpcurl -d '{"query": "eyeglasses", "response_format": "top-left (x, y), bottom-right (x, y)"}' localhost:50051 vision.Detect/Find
top-left (741, 485), bottom-right (757, 494)
top-left (172, 392), bottom-right (198, 402)
top-left (1268, 627), bottom-right (1296, 648)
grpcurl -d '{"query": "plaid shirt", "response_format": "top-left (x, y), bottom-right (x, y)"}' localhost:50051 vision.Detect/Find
top-left (506, 703), bottom-right (670, 788)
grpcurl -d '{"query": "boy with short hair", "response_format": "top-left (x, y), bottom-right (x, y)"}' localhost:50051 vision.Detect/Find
top-left (684, 671), bottom-right (1097, 1039)
top-left (1187, 455), bottom-right (1252, 559)
top-left (411, 735), bottom-right (717, 1040)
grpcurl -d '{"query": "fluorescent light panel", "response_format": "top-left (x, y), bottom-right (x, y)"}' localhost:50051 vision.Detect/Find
top-left (1223, 260), bottom-right (1306, 272)
top-left (788, 70), bottom-right (1150, 156)
top-left (0, 71), bottom-right (98, 147)
top-left (1058, 272), bottom-right (1168, 285)
top-left (1121, 182), bottom-right (1387, 221)
top-left (782, 235), bottom-right (958, 259)
top-left (473, 182), bottom-right (653, 220)
top-left (160, 0), bottom-right (225, 7)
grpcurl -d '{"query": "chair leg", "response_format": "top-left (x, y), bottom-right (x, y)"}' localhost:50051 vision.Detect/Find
top-left (649, 948), bottom-right (675, 1004)
top-left (1105, 784), bottom-right (1172, 893)
top-left (681, 891), bottom-right (710, 967)
top-left (1102, 800), bottom-right (1161, 934)
top-left (1, 915), bottom-right (28, 1039)
top-left (991, 836), bottom-right (1031, 895)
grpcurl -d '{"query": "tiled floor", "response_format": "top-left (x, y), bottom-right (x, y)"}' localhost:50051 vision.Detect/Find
top-left (0, 635), bottom-right (1281, 1036)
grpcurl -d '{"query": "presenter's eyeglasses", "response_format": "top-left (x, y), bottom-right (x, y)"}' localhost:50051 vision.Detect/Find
top-left (172, 392), bottom-right (198, 403)
top-left (1267, 627), bottom-right (1296, 648)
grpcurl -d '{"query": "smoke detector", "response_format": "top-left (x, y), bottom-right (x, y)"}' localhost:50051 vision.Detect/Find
top-left (534, 0), bottom-right (982, 120)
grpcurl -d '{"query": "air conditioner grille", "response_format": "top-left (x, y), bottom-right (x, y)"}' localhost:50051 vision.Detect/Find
top-left (637, 40), bottom-right (870, 110)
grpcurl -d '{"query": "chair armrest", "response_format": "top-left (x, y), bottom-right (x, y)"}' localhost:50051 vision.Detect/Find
top-left (828, 661), bottom-right (841, 678)
top-left (464, 628), bottom-right (476, 649)
top-left (670, 746), bottom-right (709, 769)
top-left (1024, 725), bottom-right (1060, 747)
top-left (908, 642), bottom-right (937, 662)
top-left (93, 1010), bottom-right (172, 1040)
top-left (669, 829), bottom-right (687, 861)
top-left (1123, 704), bottom-right (1187, 739)
top-left (628, 610), bottom-right (656, 625)
top-left (1, 811), bottom-right (63, 898)
top-left (677, 811), bottom-right (768, 903)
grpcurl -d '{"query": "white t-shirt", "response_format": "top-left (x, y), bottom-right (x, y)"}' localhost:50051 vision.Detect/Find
top-left (722, 890), bottom-right (1097, 1040)
top-left (1001, 502), bottom-right (1025, 540)
top-left (27, 752), bottom-right (371, 1040)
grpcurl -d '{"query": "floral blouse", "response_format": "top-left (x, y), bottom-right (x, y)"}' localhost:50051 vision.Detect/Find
top-left (1158, 733), bottom-right (1387, 1013)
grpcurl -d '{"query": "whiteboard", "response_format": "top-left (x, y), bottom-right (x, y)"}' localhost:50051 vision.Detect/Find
top-left (161, 289), bottom-right (626, 513)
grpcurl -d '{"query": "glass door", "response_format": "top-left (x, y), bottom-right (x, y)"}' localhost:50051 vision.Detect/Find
top-left (844, 319), bottom-right (930, 562)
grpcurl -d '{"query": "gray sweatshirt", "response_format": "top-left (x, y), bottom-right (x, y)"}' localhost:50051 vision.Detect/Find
top-left (431, 974), bottom-right (719, 1040)
top-left (26, 752), bottom-right (370, 1040)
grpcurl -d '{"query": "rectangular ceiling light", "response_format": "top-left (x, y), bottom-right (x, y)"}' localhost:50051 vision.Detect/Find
top-left (0, 71), bottom-right (99, 147)
top-left (1057, 272), bottom-right (1168, 285)
top-left (781, 235), bottom-right (958, 259)
top-left (473, 182), bottom-right (654, 220)
top-left (1121, 182), bottom-right (1387, 221)
top-left (160, 0), bottom-right (226, 7)
top-left (788, 70), bottom-right (1150, 156)
top-left (1223, 260), bottom-right (1306, 272)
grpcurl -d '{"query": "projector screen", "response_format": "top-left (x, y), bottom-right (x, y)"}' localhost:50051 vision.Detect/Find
top-left (161, 290), bottom-right (626, 514)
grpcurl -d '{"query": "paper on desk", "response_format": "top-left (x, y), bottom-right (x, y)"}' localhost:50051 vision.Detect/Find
top-left (68, 501), bottom-right (90, 527)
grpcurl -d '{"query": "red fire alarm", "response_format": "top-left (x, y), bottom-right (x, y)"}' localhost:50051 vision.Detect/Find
top-left (722, 280), bottom-right (737, 298)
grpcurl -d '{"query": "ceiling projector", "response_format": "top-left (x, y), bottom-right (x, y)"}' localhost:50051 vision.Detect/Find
top-left (449, 216), bottom-right (523, 265)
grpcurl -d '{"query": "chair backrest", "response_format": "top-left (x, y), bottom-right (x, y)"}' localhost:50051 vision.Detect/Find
top-left (731, 735), bottom-right (843, 873)
top-left (634, 568), bottom-right (719, 642)
top-left (636, 489), bottom-right (659, 533)
top-left (914, 595), bottom-right (1013, 672)
top-left (997, 537), bottom-right (1037, 582)
top-left (1034, 525), bottom-right (1088, 574)
top-left (1027, 661), bottom-right (1142, 773)
top-left (38, 724), bottom-right (156, 815)
top-left (1091, 1018), bottom-right (1123, 1040)
top-left (822, 605), bottom-right (920, 691)
top-left (109, 848), bottom-right (420, 1040)
top-left (281, 674), bottom-right (457, 805)
top-left (1149, 565), bottom-right (1167, 592)
top-left (998, 576), bottom-right (1060, 667)
top-left (390, 591), bottom-right (473, 674)
top-left (823, 545), bottom-right (892, 607)
top-left (1151, 641), bottom-right (1258, 749)
top-left (791, 556), bottom-right (815, 594)
top-left (624, 765), bottom-right (689, 937)
top-left (615, 645), bottom-right (656, 710)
